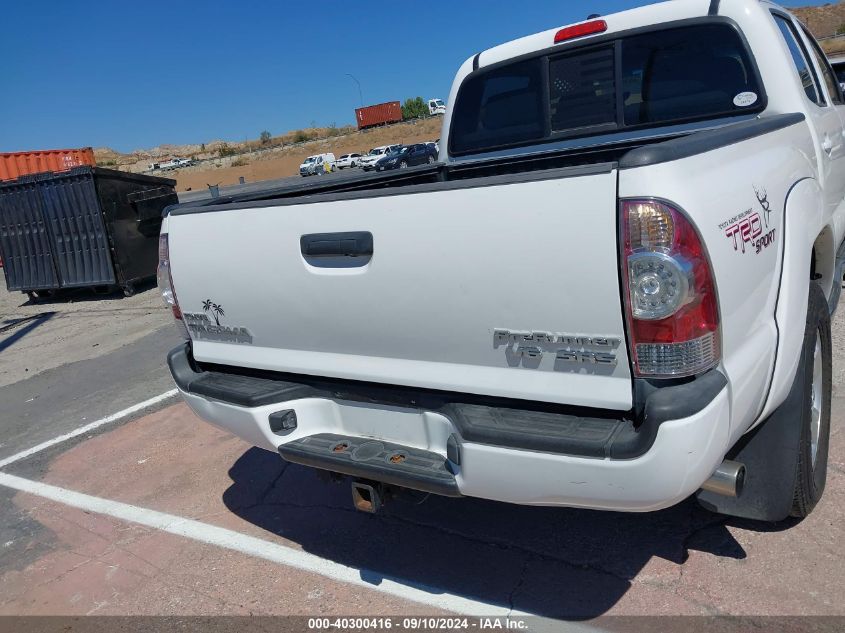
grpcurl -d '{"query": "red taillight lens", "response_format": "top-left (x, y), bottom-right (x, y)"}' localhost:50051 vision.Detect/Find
top-left (157, 234), bottom-right (189, 338)
top-left (621, 200), bottom-right (720, 377)
top-left (554, 19), bottom-right (607, 44)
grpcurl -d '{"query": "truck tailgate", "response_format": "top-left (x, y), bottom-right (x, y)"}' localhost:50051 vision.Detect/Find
top-left (167, 168), bottom-right (632, 409)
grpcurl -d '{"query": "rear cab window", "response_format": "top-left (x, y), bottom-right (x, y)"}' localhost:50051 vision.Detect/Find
top-left (449, 21), bottom-right (766, 156)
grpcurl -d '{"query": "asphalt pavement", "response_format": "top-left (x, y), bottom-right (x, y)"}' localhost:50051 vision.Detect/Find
top-left (0, 325), bottom-right (181, 467)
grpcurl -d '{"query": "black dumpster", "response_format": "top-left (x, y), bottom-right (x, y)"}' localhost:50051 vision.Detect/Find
top-left (0, 166), bottom-right (177, 298)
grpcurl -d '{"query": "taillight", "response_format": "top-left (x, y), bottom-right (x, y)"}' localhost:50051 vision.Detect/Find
top-left (157, 233), bottom-right (189, 339)
top-left (554, 19), bottom-right (607, 44)
top-left (620, 200), bottom-right (720, 377)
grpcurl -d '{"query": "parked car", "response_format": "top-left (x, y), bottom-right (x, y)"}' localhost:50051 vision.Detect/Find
top-left (162, 1), bottom-right (844, 522)
top-left (359, 145), bottom-right (400, 171)
top-left (376, 143), bottom-right (437, 170)
top-left (428, 98), bottom-right (446, 115)
top-left (335, 153), bottom-right (362, 169)
top-left (299, 153), bottom-right (336, 177)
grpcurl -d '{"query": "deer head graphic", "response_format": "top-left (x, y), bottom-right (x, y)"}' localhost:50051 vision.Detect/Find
top-left (754, 186), bottom-right (772, 229)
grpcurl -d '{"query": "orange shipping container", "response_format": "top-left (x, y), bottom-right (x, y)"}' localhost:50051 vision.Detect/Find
top-left (0, 147), bottom-right (96, 182)
top-left (355, 102), bottom-right (402, 130)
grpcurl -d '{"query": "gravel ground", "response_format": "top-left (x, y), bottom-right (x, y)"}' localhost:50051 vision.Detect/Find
top-left (0, 282), bottom-right (171, 388)
top-left (833, 285), bottom-right (845, 388)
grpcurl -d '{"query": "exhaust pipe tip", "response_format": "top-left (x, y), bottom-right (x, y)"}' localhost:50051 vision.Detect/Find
top-left (700, 460), bottom-right (746, 498)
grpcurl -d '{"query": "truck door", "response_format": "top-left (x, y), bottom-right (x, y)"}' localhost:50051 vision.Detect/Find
top-left (797, 22), bottom-right (845, 244)
top-left (773, 13), bottom-right (845, 225)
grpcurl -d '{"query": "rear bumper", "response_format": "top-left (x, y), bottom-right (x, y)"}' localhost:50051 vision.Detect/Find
top-left (170, 345), bottom-right (731, 511)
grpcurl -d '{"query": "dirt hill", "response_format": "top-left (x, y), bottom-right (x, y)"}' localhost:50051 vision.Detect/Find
top-left (793, 1), bottom-right (845, 37)
top-left (106, 117), bottom-right (443, 192)
top-left (174, 118), bottom-right (442, 192)
top-left (93, 117), bottom-right (445, 190)
top-left (93, 130), bottom-right (344, 171)
top-left (793, 1), bottom-right (845, 54)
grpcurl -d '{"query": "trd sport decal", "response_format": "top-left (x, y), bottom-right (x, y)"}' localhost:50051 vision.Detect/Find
top-left (721, 186), bottom-right (777, 255)
top-left (183, 299), bottom-right (253, 344)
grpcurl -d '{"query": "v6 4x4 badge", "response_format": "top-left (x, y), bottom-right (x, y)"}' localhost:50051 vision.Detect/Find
top-left (183, 299), bottom-right (253, 344)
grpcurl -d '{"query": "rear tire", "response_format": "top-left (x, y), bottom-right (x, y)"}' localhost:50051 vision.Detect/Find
top-left (790, 283), bottom-right (832, 517)
top-left (696, 282), bottom-right (831, 521)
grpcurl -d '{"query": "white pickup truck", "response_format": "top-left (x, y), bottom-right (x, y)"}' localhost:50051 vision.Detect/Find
top-left (159, 0), bottom-right (845, 522)
top-left (150, 157), bottom-right (193, 171)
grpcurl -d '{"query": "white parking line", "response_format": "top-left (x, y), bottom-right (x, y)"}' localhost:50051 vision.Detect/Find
top-left (0, 471), bottom-right (536, 618)
top-left (0, 393), bottom-right (593, 625)
top-left (0, 389), bottom-right (178, 469)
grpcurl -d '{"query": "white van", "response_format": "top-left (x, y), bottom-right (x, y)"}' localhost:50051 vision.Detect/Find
top-left (428, 98), bottom-right (446, 115)
top-left (299, 153), bottom-right (336, 177)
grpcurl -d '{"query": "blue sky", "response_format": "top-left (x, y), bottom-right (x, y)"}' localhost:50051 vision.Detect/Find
top-left (0, 0), bottom-right (818, 153)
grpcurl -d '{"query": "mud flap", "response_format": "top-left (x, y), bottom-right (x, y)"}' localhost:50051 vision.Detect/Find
top-left (696, 399), bottom-right (801, 521)
top-left (697, 285), bottom-right (821, 521)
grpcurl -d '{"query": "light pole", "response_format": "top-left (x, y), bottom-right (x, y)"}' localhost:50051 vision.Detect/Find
top-left (345, 73), bottom-right (364, 109)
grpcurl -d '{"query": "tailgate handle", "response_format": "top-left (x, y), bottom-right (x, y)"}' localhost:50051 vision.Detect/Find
top-left (300, 232), bottom-right (373, 258)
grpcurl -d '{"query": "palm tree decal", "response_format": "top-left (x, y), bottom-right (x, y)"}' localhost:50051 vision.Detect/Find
top-left (211, 303), bottom-right (225, 326)
top-left (202, 299), bottom-right (225, 326)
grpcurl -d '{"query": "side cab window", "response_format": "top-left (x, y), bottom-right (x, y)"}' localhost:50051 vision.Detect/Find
top-left (799, 24), bottom-right (844, 105)
top-left (772, 13), bottom-right (824, 106)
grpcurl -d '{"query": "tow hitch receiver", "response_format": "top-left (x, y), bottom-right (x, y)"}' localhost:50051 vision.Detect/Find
top-left (351, 481), bottom-right (382, 513)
